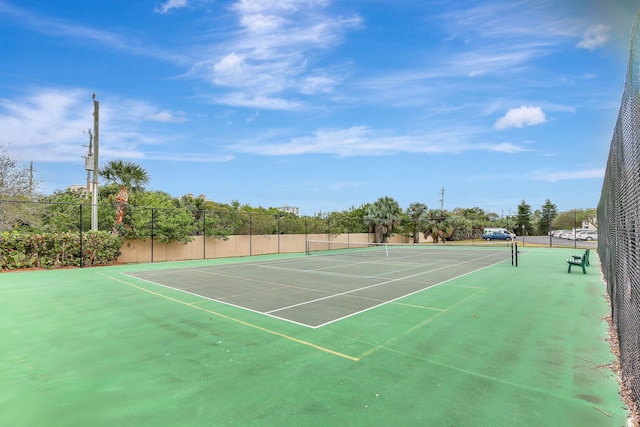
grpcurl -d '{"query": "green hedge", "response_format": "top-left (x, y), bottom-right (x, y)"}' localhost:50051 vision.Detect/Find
top-left (0, 231), bottom-right (121, 270)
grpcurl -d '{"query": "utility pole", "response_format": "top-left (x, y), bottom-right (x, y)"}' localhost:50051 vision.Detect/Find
top-left (439, 186), bottom-right (445, 210)
top-left (91, 93), bottom-right (99, 231)
top-left (29, 161), bottom-right (35, 196)
top-left (84, 129), bottom-right (93, 196)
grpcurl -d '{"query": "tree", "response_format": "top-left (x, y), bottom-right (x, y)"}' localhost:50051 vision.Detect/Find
top-left (516, 200), bottom-right (532, 236)
top-left (99, 160), bottom-right (150, 234)
top-left (364, 197), bottom-right (402, 243)
top-left (176, 193), bottom-right (209, 236)
top-left (538, 199), bottom-right (558, 235)
top-left (423, 209), bottom-right (453, 243)
top-left (553, 209), bottom-right (593, 231)
top-left (124, 191), bottom-right (195, 243)
top-left (0, 145), bottom-right (43, 231)
top-left (452, 207), bottom-right (492, 238)
top-left (406, 202), bottom-right (428, 243)
top-left (485, 212), bottom-right (500, 221)
top-left (582, 208), bottom-right (597, 228)
top-left (446, 215), bottom-right (473, 241)
top-left (452, 207), bottom-right (487, 222)
top-left (0, 144), bottom-right (38, 199)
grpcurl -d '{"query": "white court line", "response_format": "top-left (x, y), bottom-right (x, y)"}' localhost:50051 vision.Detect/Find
top-left (120, 272), bottom-right (315, 328)
top-left (311, 259), bottom-right (503, 328)
top-left (251, 247), bottom-right (508, 276)
top-left (254, 257), bottom-right (455, 280)
top-left (265, 252), bottom-right (505, 316)
top-left (123, 250), bottom-right (512, 329)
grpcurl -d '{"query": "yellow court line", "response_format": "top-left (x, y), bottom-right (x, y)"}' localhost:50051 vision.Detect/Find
top-left (356, 288), bottom-right (487, 360)
top-left (98, 272), bottom-right (360, 362)
top-left (451, 284), bottom-right (486, 290)
top-left (390, 301), bottom-right (446, 311)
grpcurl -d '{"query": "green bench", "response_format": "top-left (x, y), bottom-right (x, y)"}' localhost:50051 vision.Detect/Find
top-left (567, 249), bottom-right (590, 274)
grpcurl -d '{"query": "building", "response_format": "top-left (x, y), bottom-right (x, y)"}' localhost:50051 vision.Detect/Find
top-left (279, 205), bottom-right (299, 216)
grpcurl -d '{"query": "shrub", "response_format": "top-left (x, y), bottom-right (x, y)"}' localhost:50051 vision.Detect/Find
top-left (0, 230), bottom-right (121, 270)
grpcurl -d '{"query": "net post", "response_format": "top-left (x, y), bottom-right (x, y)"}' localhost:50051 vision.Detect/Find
top-left (511, 242), bottom-right (514, 266)
top-left (515, 242), bottom-right (518, 267)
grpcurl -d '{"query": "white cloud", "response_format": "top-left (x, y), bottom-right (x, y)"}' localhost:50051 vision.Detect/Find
top-left (439, 2), bottom-right (580, 45)
top-left (577, 24), bottom-right (611, 50)
top-left (194, 0), bottom-right (361, 108)
top-left (227, 126), bottom-right (530, 157)
top-left (0, 1), bottom-right (187, 62)
top-left (213, 93), bottom-right (303, 110)
top-left (484, 142), bottom-right (531, 153)
top-left (114, 99), bottom-right (188, 123)
top-left (143, 152), bottom-right (234, 162)
top-left (299, 75), bottom-right (336, 94)
top-left (231, 0), bottom-right (330, 17)
top-left (0, 2), bottom-right (127, 48)
top-left (451, 47), bottom-right (547, 79)
top-left (0, 87), bottom-right (188, 163)
top-left (532, 168), bottom-right (605, 182)
top-left (154, 0), bottom-right (189, 14)
top-left (494, 106), bottom-right (546, 130)
top-left (146, 111), bottom-right (187, 123)
top-left (212, 52), bottom-right (249, 86)
top-left (0, 88), bottom-right (91, 162)
top-left (239, 13), bottom-right (286, 33)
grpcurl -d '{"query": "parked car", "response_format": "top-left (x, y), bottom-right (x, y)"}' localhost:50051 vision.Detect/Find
top-left (576, 230), bottom-right (598, 241)
top-left (557, 230), bottom-right (572, 239)
top-left (482, 230), bottom-right (515, 241)
top-left (567, 229), bottom-right (590, 240)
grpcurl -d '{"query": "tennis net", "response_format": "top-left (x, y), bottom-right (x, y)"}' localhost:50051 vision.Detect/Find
top-left (305, 240), bottom-right (476, 258)
top-left (306, 240), bottom-right (397, 257)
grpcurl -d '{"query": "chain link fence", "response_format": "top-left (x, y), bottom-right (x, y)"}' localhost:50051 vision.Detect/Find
top-left (598, 5), bottom-right (640, 412)
top-left (0, 199), bottom-right (378, 264)
top-left (1, 198), bottom-right (527, 263)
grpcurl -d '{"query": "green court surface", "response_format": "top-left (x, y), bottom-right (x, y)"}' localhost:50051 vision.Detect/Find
top-left (0, 247), bottom-right (628, 426)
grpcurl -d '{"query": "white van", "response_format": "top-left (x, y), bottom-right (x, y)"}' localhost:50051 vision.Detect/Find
top-left (482, 228), bottom-right (516, 240)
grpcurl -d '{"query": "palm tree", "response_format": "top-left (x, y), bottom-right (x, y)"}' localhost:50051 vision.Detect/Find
top-left (99, 160), bottom-right (150, 234)
top-left (423, 209), bottom-right (453, 243)
top-left (364, 196), bottom-right (402, 243)
top-left (406, 202), bottom-right (427, 243)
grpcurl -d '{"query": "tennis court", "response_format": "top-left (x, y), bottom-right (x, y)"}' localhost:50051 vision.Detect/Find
top-left (0, 246), bottom-right (628, 426)
top-left (124, 244), bottom-right (513, 328)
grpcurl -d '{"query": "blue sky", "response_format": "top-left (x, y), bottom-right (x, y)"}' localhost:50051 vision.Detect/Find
top-left (0, 0), bottom-right (636, 216)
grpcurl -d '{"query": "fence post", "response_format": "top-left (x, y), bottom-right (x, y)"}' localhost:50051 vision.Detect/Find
top-left (249, 212), bottom-right (253, 256)
top-left (203, 209), bottom-right (206, 259)
top-left (549, 211), bottom-right (553, 248)
top-left (573, 210), bottom-right (577, 249)
top-left (79, 204), bottom-right (84, 267)
top-left (151, 207), bottom-right (155, 263)
top-left (0, 200), bottom-right (2, 264)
